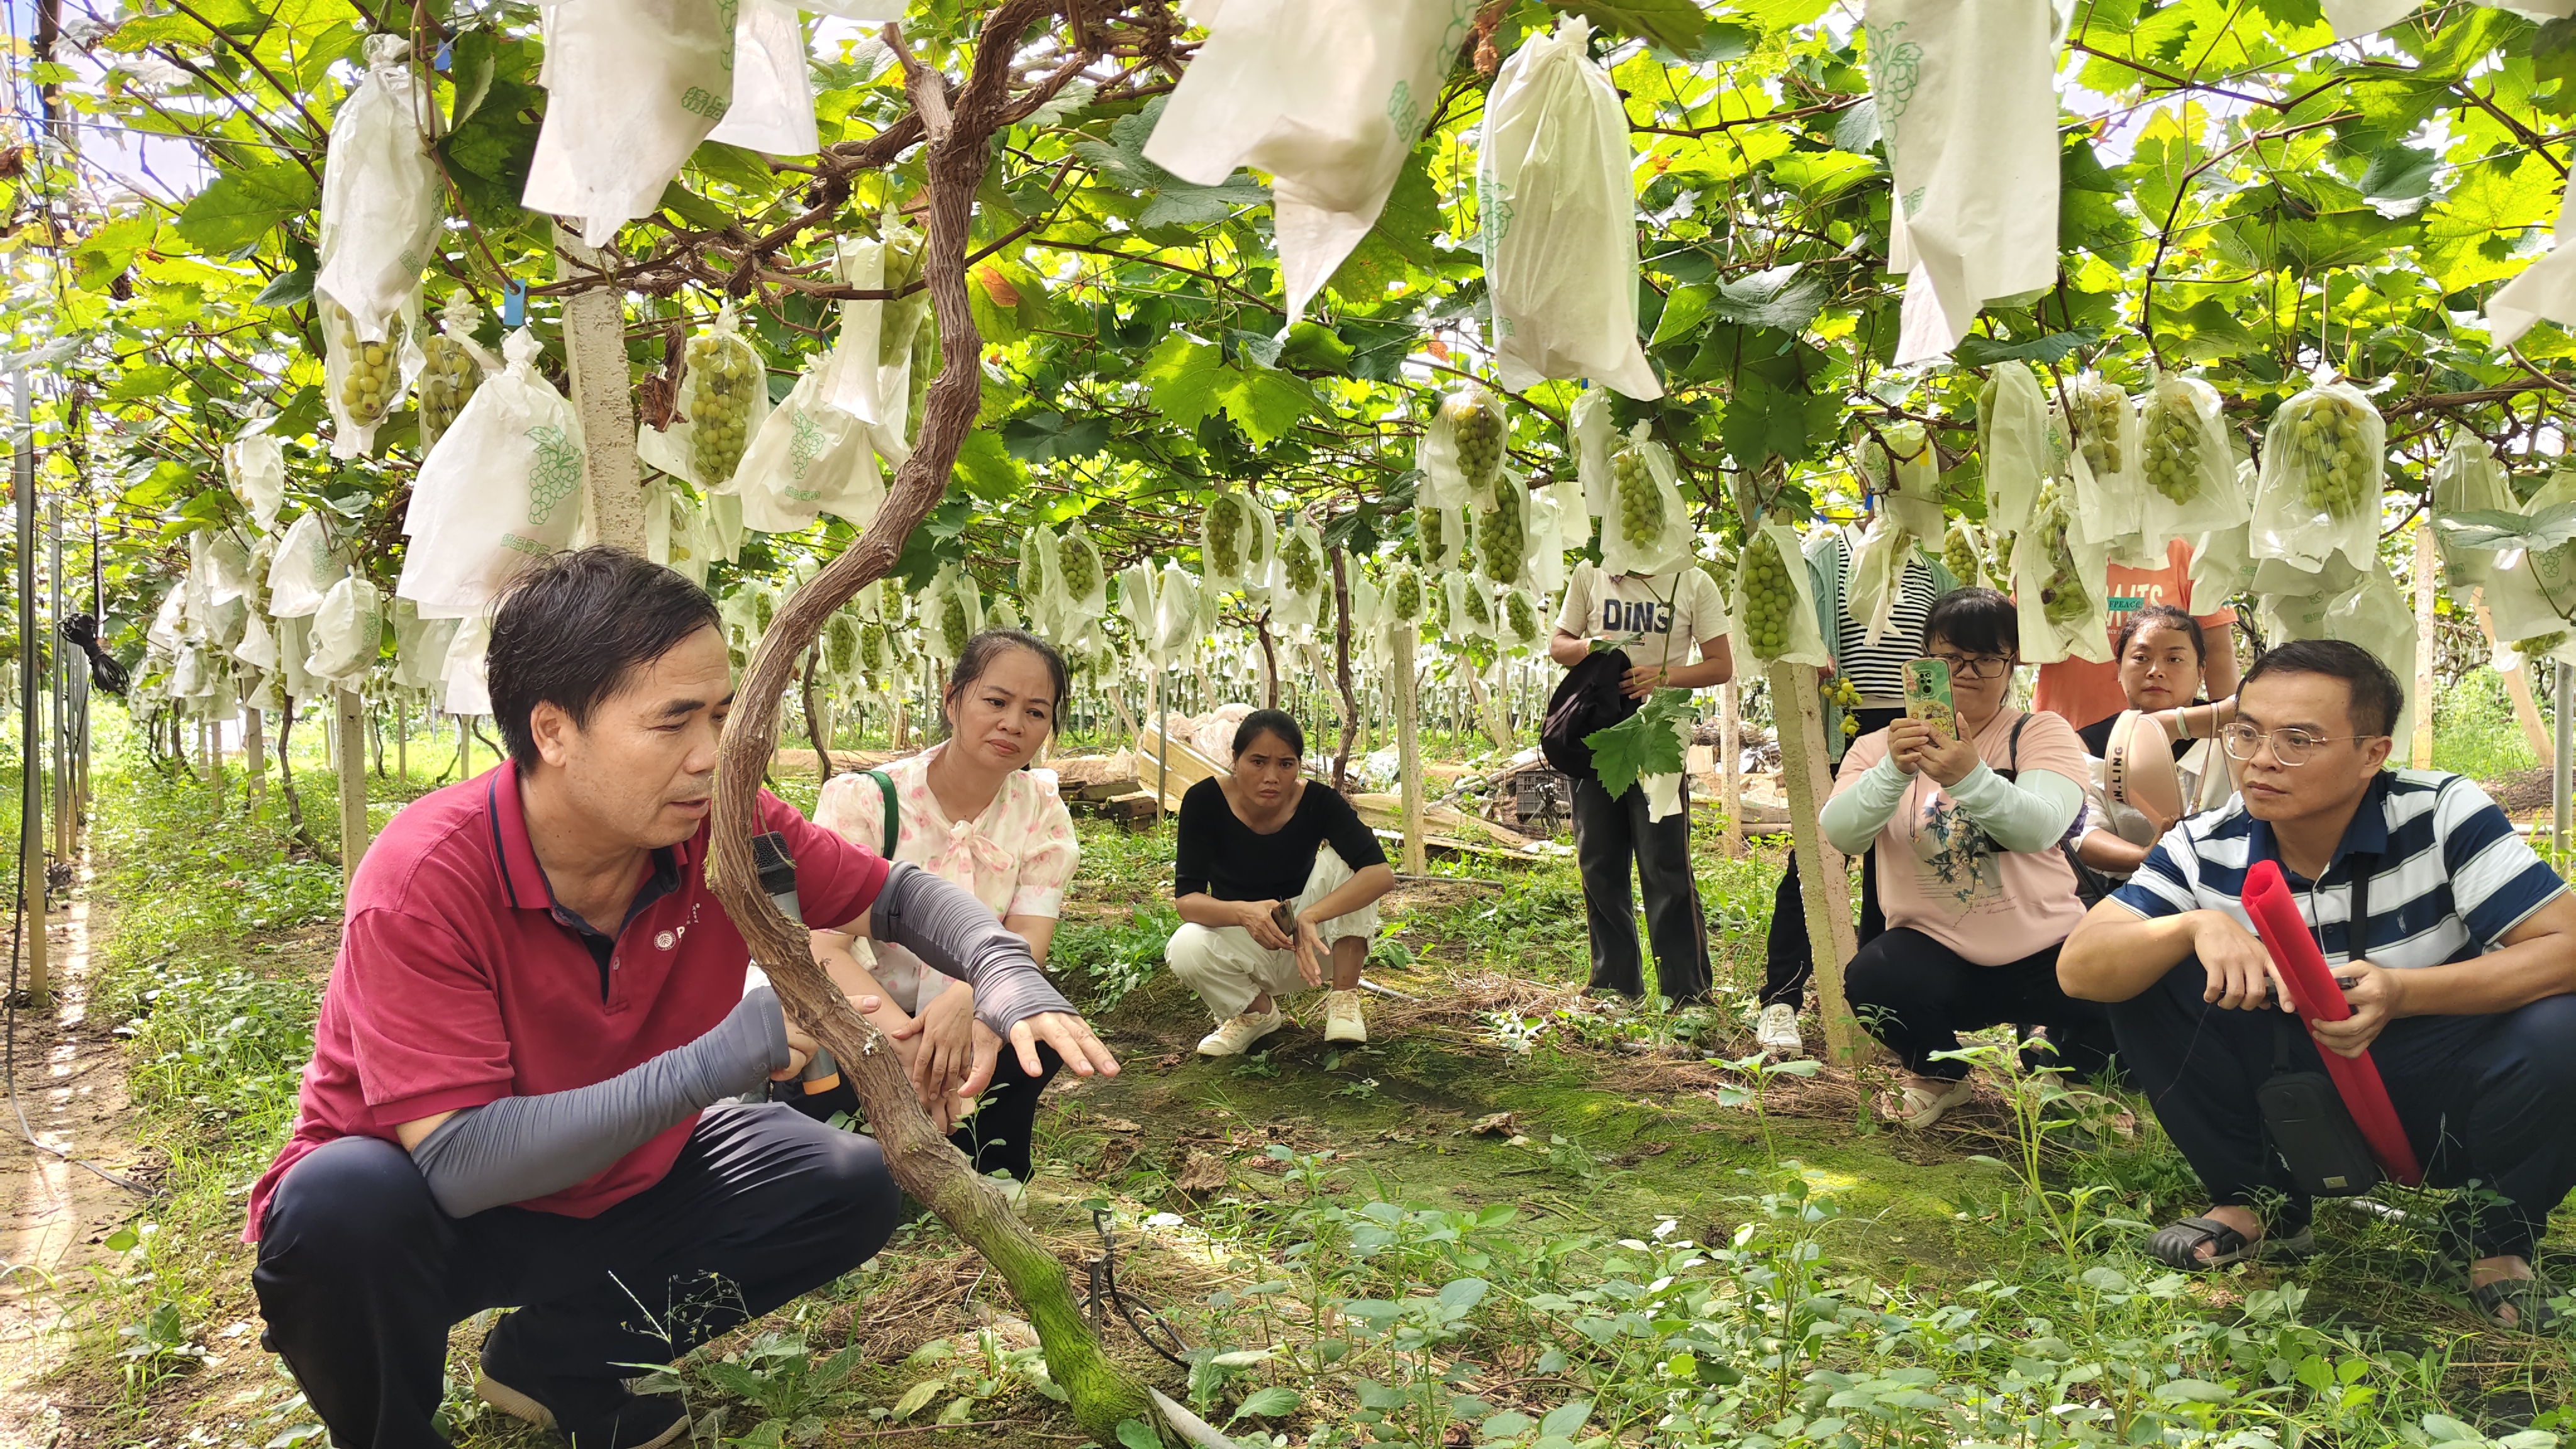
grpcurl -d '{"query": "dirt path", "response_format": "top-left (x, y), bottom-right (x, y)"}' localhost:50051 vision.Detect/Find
top-left (0, 871), bottom-right (155, 1446)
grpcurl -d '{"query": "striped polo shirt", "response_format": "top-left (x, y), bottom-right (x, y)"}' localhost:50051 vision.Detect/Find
top-left (2109, 770), bottom-right (2565, 967)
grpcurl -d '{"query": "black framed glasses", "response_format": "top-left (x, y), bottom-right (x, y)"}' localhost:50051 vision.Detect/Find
top-left (2218, 722), bottom-right (2379, 767)
top-left (1927, 652), bottom-right (2015, 680)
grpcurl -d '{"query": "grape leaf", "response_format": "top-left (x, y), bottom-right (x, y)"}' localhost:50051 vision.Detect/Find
top-left (1584, 687), bottom-right (1693, 799)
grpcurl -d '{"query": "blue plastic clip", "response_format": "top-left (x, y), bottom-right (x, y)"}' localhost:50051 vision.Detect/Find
top-left (502, 277), bottom-right (525, 328)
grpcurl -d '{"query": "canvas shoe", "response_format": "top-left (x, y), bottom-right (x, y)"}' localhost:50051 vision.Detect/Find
top-left (1323, 989), bottom-right (1367, 1044)
top-left (1196, 1006), bottom-right (1284, 1057)
top-left (477, 1333), bottom-right (689, 1449)
top-left (1755, 1002), bottom-right (1804, 1057)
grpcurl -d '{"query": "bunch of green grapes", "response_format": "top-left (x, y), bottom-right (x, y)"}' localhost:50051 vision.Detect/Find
top-left (1426, 579), bottom-right (1452, 633)
top-left (860, 621), bottom-right (888, 673)
top-left (2035, 484), bottom-right (2093, 627)
top-left (329, 304), bottom-right (396, 426)
top-left (686, 326), bottom-right (760, 484)
top-left (2281, 391), bottom-right (2374, 519)
top-left (1941, 521), bottom-right (1984, 585)
top-left (1614, 445), bottom-right (1663, 546)
top-left (1700, 550), bottom-right (1735, 602)
top-left (1243, 507), bottom-right (1269, 571)
top-left (1442, 387), bottom-right (1505, 488)
top-left (2516, 631), bottom-right (2567, 663)
top-left (417, 331), bottom-right (480, 444)
top-left (938, 594), bottom-right (971, 657)
top-left (1416, 504), bottom-right (1453, 569)
top-left (2141, 383), bottom-right (2207, 504)
top-left (1738, 531), bottom-right (1797, 657)
top-left (1389, 565), bottom-right (1423, 622)
top-left (750, 590), bottom-right (777, 635)
top-left (1058, 530), bottom-right (1104, 600)
top-left (1506, 590), bottom-right (1538, 642)
top-left (2067, 376), bottom-right (2128, 477)
top-left (1280, 528), bottom-right (1321, 596)
top-left (1205, 494), bottom-right (1246, 578)
top-left (825, 615), bottom-right (860, 674)
top-left (1478, 483), bottom-right (1524, 584)
top-left (1822, 674), bottom-right (1863, 737)
top-left (1462, 582), bottom-right (1492, 630)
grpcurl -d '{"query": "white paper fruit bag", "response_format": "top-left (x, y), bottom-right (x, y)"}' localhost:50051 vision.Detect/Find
top-left (418, 294), bottom-right (499, 450)
top-left (1152, 561), bottom-right (1200, 655)
top-left (323, 296), bottom-right (416, 460)
top-left (2252, 376), bottom-right (2384, 574)
top-left (1201, 489), bottom-right (1258, 591)
top-left (727, 364), bottom-right (881, 535)
top-left (2063, 374), bottom-right (2150, 565)
top-left (398, 329), bottom-right (587, 619)
top-left (1978, 361), bottom-right (2057, 536)
top-left (523, 0), bottom-right (740, 247)
top-left (1866, 0), bottom-right (2060, 365)
top-left (2488, 184), bottom-right (2576, 347)
top-left (707, 0), bottom-right (819, 157)
top-left (1479, 18), bottom-right (1660, 400)
top-left (225, 427), bottom-right (286, 533)
top-left (316, 34), bottom-right (440, 345)
top-left (1734, 522), bottom-right (1830, 668)
top-left (1570, 386), bottom-right (1614, 520)
top-left (1143, 0), bottom-right (1478, 321)
top-left (1057, 523), bottom-right (1111, 630)
top-left (305, 575), bottom-right (385, 689)
top-left (267, 513), bottom-right (347, 619)
top-left (2431, 435), bottom-right (2516, 607)
top-left (1601, 427), bottom-right (1690, 578)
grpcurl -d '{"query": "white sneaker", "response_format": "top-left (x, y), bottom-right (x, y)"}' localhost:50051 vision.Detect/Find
top-left (1897, 1076), bottom-right (1975, 1130)
top-left (1323, 989), bottom-right (1367, 1044)
top-left (1755, 1002), bottom-right (1804, 1057)
top-left (1196, 1007), bottom-right (1284, 1057)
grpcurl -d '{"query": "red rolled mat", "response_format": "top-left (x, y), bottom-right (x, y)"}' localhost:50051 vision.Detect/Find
top-left (2240, 859), bottom-right (2422, 1185)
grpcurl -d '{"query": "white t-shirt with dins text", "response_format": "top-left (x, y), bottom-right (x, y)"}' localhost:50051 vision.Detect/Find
top-left (1554, 563), bottom-right (1728, 670)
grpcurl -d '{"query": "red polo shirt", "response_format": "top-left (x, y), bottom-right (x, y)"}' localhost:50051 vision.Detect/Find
top-left (245, 763), bottom-right (888, 1240)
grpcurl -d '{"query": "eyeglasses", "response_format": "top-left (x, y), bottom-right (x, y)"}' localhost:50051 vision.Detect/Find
top-left (1928, 652), bottom-right (2015, 680)
top-left (2218, 722), bottom-right (2382, 767)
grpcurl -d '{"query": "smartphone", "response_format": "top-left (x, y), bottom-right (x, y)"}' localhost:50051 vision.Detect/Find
top-left (1903, 657), bottom-right (1957, 740)
top-left (1272, 902), bottom-right (1299, 939)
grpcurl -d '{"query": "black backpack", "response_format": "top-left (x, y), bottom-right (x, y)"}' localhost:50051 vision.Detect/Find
top-left (1541, 648), bottom-right (1638, 780)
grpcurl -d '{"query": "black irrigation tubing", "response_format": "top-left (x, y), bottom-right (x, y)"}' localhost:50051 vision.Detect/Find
top-left (1082, 1206), bottom-right (1191, 1369)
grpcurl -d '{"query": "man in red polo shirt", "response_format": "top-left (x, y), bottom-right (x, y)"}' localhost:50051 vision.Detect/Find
top-left (247, 548), bottom-right (1118, 1449)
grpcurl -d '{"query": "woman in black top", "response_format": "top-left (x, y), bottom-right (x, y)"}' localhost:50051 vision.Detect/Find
top-left (1166, 709), bottom-right (1396, 1056)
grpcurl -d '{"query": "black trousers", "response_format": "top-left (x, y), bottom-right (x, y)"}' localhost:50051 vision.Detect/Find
top-left (1843, 928), bottom-right (2114, 1080)
top-left (2110, 957), bottom-right (2576, 1261)
top-left (1763, 707), bottom-right (1901, 1009)
top-left (787, 1041), bottom-right (1062, 1183)
top-left (253, 1103), bottom-right (898, 1449)
top-left (1571, 770), bottom-right (1711, 1001)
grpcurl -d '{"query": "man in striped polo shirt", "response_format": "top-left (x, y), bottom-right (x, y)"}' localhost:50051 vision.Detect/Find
top-left (2060, 640), bottom-right (2576, 1330)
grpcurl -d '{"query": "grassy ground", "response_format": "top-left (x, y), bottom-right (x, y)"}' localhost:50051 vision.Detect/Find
top-left (19, 714), bottom-right (2576, 1449)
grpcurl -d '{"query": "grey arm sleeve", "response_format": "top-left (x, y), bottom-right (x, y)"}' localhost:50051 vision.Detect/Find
top-left (408, 986), bottom-right (791, 1218)
top-left (1820, 755), bottom-right (1911, 855)
top-left (1945, 763), bottom-right (2085, 853)
top-left (870, 860), bottom-right (1075, 1033)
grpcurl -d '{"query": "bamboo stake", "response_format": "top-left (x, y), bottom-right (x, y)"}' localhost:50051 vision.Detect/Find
top-left (1718, 679), bottom-right (1744, 859)
top-left (2412, 517), bottom-right (2436, 770)
top-left (1394, 625), bottom-right (1426, 873)
top-left (245, 704), bottom-right (266, 803)
top-left (1769, 660), bottom-right (1858, 1063)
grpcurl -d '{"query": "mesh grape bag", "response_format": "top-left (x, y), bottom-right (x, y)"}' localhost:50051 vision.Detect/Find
top-left (681, 306), bottom-right (769, 491)
top-left (2012, 480), bottom-right (2113, 665)
top-left (2253, 376), bottom-right (2384, 574)
top-left (322, 295), bottom-right (417, 461)
top-left (418, 294), bottom-right (499, 452)
top-left (2136, 375), bottom-right (2246, 550)
top-left (1421, 384), bottom-right (1506, 509)
top-left (2431, 434), bottom-right (2516, 607)
top-left (1601, 426), bottom-right (1690, 577)
top-left (1977, 361), bottom-right (2055, 536)
top-left (2063, 372), bottom-right (2151, 565)
top-left (1733, 521), bottom-right (1829, 667)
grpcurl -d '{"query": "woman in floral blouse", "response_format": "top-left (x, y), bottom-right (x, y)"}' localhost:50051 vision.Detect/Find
top-left (804, 629), bottom-right (1079, 1182)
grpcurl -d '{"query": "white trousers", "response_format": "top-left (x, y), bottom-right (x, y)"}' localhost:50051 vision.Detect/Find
top-left (1165, 845), bottom-right (1379, 1022)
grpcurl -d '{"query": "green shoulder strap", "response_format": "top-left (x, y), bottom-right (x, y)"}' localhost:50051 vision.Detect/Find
top-left (865, 769), bottom-right (899, 858)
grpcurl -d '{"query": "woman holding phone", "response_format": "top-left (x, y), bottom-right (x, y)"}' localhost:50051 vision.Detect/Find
top-left (1818, 589), bottom-right (2116, 1127)
top-left (1165, 710), bottom-right (1396, 1055)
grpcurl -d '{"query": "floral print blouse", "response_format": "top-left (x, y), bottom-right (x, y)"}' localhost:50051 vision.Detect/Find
top-left (813, 742), bottom-right (1079, 1014)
